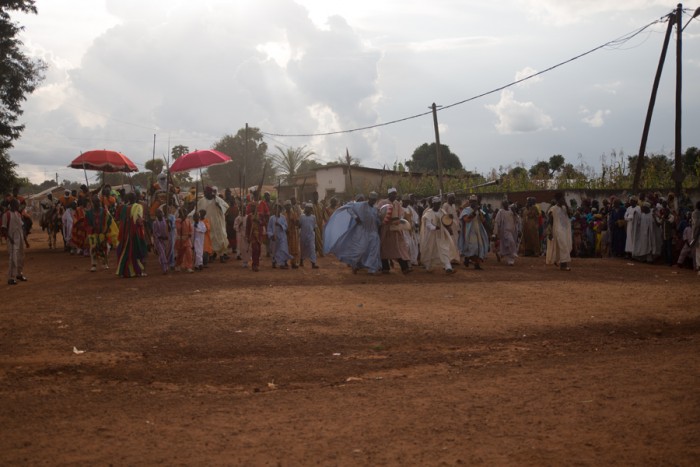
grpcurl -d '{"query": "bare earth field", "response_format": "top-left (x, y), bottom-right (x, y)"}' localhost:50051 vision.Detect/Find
top-left (1, 232), bottom-right (699, 466)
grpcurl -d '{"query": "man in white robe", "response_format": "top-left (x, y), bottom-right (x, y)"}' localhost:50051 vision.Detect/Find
top-left (546, 193), bottom-right (572, 271)
top-left (195, 186), bottom-right (230, 262)
top-left (493, 200), bottom-right (520, 266)
top-left (402, 195), bottom-right (420, 267)
top-left (442, 193), bottom-right (460, 262)
top-left (420, 196), bottom-right (459, 274)
top-left (624, 196), bottom-right (641, 257)
top-left (632, 202), bottom-right (657, 263)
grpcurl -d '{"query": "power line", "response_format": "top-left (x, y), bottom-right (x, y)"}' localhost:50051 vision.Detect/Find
top-left (261, 15), bottom-right (669, 138)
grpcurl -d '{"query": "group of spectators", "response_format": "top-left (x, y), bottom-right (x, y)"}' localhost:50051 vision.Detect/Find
top-left (3, 180), bottom-right (700, 285)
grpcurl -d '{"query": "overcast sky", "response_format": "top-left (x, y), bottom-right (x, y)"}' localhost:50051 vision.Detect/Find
top-left (9, 0), bottom-right (700, 184)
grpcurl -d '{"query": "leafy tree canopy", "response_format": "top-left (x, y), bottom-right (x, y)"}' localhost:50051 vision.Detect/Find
top-left (207, 127), bottom-right (273, 190)
top-left (144, 158), bottom-right (164, 175)
top-left (405, 143), bottom-right (463, 172)
top-left (0, 0), bottom-right (46, 193)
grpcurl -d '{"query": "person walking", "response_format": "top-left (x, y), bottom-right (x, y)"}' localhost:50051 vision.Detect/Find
top-left (546, 192), bottom-right (573, 271)
top-left (2, 199), bottom-right (27, 285)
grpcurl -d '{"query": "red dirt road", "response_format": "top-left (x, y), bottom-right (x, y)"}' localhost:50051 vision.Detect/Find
top-left (1, 233), bottom-right (699, 465)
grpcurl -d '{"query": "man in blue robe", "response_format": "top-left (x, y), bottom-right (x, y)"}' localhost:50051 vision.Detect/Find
top-left (459, 194), bottom-right (490, 270)
top-left (324, 192), bottom-right (381, 274)
top-left (267, 204), bottom-right (293, 269)
top-left (299, 203), bottom-right (319, 268)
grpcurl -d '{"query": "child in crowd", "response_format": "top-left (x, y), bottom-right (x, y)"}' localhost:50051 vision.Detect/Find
top-left (676, 215), bottom-right (695, 269)
top-left (192, 211), bottom-right (207, 271)
top-left (234, 205), bottom-right (249, 268)
top-left (198, 209), bottom-right (212, 267)
top-left (175, 207), bottom-right (194, 273)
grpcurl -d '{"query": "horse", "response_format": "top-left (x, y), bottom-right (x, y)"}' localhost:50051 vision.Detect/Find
top-left (42, 204), bottom-right (64, 249)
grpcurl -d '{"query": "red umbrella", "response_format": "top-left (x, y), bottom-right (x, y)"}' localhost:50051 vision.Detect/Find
top-left (169, 149), bottom-right (231, 173)
top-left (69, 150), bottom-right (139, 173)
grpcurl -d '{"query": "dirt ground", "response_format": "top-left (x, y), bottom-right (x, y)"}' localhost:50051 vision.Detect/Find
top-left (1, 232), bottom-right (699, 466)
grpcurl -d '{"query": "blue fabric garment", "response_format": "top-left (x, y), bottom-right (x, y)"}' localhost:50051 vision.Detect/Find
top-left (324, 202), bottom-right (381, 273)
top-left (458, 206), bottom-right (490, 259)
top-left (267, 214), bottom-right (293, 265)
top-left (300, 214), bottom-right (317, 262)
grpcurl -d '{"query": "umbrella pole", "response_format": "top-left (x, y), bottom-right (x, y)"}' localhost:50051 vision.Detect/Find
top-left (82, 161), bottom-right (89, 188)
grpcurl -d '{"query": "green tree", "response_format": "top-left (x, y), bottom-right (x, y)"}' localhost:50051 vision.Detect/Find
top-left (627, 154), bottom-right (674, 188)
top-left (271, 145), bottom-right (315, 184)
top-left (0, 154), bottom-right (27, 194)
top-left (207, 127), bottom-right (271, 190)
top-left (508, 166), bottom-right (529, 178)
top-left (683, 146), bottom-right (699, 179)
top-left (548, 154), bottom-right (565, 174)
top-left (298, 159), bottom-right (323, 173)
top-left (145, 158), bottom-right (164, 175)
top-left (0, 0), bottom-right (46, 194)
top-left (405, 143), bottom-right (463, 172)
top-left (171, 144), bottom-right (189, 161)
top-left (165, 145), bottom-right (192, 186)
top-left (558, 163), bottom-right (586, 180)
top-left (529, 161), bottom-right (551, 178)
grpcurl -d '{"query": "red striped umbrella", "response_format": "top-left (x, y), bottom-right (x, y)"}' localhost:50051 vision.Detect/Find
top-left (69, 150), bottom-right (139, 173)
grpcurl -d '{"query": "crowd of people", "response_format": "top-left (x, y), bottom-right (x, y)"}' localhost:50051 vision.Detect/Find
top-left (2, 179), bottom-right (700, 285)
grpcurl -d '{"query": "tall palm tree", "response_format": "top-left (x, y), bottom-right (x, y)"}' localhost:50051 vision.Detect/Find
top-left (272, 145), bottom-right (315, 184)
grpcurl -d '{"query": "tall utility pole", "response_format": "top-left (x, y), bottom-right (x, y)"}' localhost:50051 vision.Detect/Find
top-left (431, 103), bottom-right (445, 194)
top-left (674, 3), bottom-right (683, 199)
top-left (633, 10), bottom-right (676, 193)
top-left (244, 123), bottom-right (248, 197)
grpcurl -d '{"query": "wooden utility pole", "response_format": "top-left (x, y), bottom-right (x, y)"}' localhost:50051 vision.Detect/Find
top-left (244, 123), bottom-right (248, 197)
top-left (674, 3), bottom-right (683, 199)
top-left (633, 11), bottom-right (676, 192)
top-left (431, 103), bottom-right (445, 194)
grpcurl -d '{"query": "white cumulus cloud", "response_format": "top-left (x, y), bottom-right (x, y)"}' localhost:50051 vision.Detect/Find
top-left (485, 90), bottom-right (554, 134)
top-left (580, 108), bottom-right (611, 128)
top-left (514, 66), bottom-right (542, 87)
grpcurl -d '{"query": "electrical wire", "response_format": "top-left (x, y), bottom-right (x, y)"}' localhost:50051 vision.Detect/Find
top-left (261, 15), bottom-right (670, 138)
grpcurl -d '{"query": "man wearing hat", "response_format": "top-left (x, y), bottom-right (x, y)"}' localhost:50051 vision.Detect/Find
top-left (459, 194), bottom-right (490, 269)
top-left (624, 196), bottom-right (641, 258)
top-left (377, 188), bottom-right (411, 274)
top-left (59, 189), bottom-right (75, 209)
top-left (420, 196), bottom-right (459, 274)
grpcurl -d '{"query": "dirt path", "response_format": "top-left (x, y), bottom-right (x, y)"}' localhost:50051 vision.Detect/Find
top-left (1, 233), bottom-right (699, 465)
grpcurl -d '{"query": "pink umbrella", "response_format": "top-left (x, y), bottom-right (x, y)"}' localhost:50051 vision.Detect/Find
top-left (169, 149), bottom-right (233, 210)
top-left (169, 149), bottom-right (231, 173)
